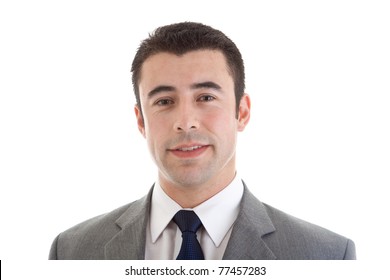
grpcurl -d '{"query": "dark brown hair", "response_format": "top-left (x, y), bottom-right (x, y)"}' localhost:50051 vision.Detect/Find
top-left (131, 22), bottom-right (245, 116)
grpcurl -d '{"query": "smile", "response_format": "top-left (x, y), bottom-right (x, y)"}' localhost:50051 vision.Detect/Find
top-left (176, 145), bottom-right (203, 151)
top-left (168, 144), bottom-right (210, 159)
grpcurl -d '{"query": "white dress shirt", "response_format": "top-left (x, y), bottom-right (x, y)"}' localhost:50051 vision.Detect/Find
top-left (145, 174), bottom-right (244, 260)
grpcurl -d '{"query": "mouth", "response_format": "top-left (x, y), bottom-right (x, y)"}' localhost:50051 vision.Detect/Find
top-left (168, 144), bottom-right (210, 158)
top-left (175, 145), bottom-right (204, 151)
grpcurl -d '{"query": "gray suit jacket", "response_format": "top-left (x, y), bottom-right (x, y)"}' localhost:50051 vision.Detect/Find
top-left (49, 184), bottom-right (356, 260)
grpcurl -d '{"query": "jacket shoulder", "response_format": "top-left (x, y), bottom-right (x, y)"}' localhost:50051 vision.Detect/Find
top-left (49, 195), bottom-right (148, 260)
top-left (262, 203), bottom-right (356, 259)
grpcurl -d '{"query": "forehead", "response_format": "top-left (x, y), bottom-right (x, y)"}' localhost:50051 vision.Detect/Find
top-left (139, 50), bottom-right (233, 91)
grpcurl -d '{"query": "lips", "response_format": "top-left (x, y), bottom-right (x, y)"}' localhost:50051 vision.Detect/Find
top-left (168, 144), bottom-right (210, 158)
top-left (175, 145), bottom-right (204, 151)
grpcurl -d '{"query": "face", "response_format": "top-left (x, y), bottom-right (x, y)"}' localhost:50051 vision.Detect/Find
top-left (135, 50), bottom-right (250, 193)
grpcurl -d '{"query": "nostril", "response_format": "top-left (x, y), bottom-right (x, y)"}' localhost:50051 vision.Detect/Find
top-left (174, 123), bottom-right (199, 132)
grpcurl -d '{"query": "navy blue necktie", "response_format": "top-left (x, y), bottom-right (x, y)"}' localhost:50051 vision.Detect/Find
top-left (173, 210), bottom-right (205, 260)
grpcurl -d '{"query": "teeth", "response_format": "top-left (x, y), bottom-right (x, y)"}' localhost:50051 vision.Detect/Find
top-left (178, 146), bottom-right (203, 151)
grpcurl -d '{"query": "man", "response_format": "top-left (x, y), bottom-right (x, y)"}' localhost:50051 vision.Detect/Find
top-left (49, 22), bottom-right (356, 260)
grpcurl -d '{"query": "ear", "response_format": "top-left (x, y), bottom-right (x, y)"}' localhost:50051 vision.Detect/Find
top-left (237, 94), bottom-right (251, 132)
top-left (134, 105), bottom-right (146, 138)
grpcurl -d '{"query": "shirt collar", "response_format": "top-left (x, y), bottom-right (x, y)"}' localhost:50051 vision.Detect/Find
top-left (149, 182), bottom-right (182, 243)
top-left (149, 174), bottom-right (244, 247)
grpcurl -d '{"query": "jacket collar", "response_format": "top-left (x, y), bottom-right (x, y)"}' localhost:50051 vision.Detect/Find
top-left (103, 183), bottom-right (277, 260)
top-left (223, 182), bottom-right (276, 260)
top-left (104, 187), bottom-right (153, 259)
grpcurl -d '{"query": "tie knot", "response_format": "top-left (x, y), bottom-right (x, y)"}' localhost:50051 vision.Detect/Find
top-left (173, 210), bottom-right (202, 233)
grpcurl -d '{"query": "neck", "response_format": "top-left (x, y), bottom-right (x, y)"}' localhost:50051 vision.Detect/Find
top-left (159, 171), bottom-right (236, 208)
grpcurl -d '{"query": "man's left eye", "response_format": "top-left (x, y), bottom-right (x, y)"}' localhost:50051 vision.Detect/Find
top-left (198, 95), bottom-right (215, 102)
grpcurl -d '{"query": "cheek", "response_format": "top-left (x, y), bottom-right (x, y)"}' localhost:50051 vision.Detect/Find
top-left (143, 110), bottom-right (164, 136)
top-left (205, 109), bottom-right (237, 133)
top-left (145, 117), bottom-right (168, 152)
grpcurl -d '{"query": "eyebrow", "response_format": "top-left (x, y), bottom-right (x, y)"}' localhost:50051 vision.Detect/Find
top-left (147, 85), bottom-right (175, 99)
top-left (147, 81), bottom-right (222, 99)
top-left (190, 81), bottom-right (222, 91)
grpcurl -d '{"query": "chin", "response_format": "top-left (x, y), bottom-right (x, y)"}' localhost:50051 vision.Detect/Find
top-left (167, 170), bottom-right (214, 188)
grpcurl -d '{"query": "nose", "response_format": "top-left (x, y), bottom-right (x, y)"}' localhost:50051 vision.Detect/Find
top-left (174, 102), bottom-right (199, 132)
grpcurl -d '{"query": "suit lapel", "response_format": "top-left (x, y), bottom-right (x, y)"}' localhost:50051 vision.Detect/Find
top-left (104, 187), bottom-right (153, 259)
top-left (103, 183), bottom-right (276, 260)
top-left (223, 183), bottom-right (277, 260)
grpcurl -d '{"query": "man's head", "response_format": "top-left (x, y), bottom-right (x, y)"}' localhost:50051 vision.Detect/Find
top-left (131, 22), bottom-right (245, 117)
top-left (131, 22), bottom-right (250, 204)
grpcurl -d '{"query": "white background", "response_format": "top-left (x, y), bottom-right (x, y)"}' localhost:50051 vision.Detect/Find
top-left (0, 0), bottom-right (389, 273)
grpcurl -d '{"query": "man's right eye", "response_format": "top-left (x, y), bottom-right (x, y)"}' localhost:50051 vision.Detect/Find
top-left (155, 99), bottom-right (174, 106)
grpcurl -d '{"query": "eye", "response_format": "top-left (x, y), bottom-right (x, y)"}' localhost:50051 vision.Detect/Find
top-left (198, 95), bottom-right (216, 102)
top-left (155, 99), bottom-right (174, 106)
